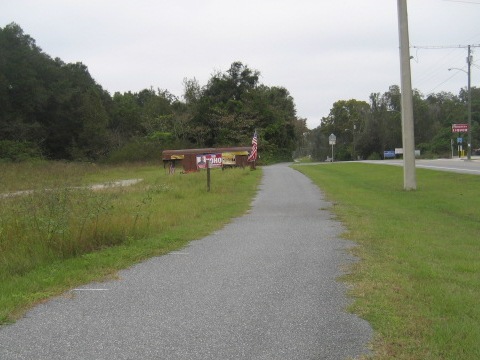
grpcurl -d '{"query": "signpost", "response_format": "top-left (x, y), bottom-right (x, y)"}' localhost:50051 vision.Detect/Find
top-left (329, 134), bottom-right (336, 162)
top-left (206, 160), bottom-right (211, 192)
top-left (452, 125), bottom-right (468, 158)
top-left (452, 124), bottom-right (469, 133)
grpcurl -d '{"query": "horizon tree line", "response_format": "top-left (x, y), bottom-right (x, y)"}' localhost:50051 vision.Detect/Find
top-left (1, 23), bottom-right (478, 164)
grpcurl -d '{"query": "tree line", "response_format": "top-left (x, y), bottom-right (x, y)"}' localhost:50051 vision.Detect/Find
top-left (0, 23), bottom-right (306, 163)
top-left (306, 85), bottom-right (480, 161)
top-left (2, 23), bottom-right (478, 164)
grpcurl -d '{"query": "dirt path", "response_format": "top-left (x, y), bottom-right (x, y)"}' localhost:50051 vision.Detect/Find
top-left (0, 179), bottom-right (143, 199)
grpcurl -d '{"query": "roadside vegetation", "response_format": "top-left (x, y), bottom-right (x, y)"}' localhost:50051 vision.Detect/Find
top-left (0, 161), bottom-right (262, 323)
top-left (2, 23), bottom-right (479, 167)
top-left (293, 162), bottom-right (480, 360)
top-left (1, 23), bottom-right (303, 165)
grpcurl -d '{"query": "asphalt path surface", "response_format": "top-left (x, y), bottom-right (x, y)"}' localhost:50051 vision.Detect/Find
top-left (0, 163), bottom-right (372, 359)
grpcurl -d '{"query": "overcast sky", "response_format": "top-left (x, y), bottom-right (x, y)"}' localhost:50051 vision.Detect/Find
top-left (2, 0), bottom-right (480, 129)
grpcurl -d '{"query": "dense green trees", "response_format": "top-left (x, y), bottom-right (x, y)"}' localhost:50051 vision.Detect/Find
top-left (311, 84), bottom-right (480, 161)
top-left (0, 25), bottom-right (304, 163)
top-left (0, 23), bottom-right (112, 160)
top-left (2, 23), bottom-right (478, 163)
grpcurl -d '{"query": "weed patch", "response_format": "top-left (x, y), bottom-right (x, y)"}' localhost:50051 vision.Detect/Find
top-left (0, 162), bottom-right (261, 323)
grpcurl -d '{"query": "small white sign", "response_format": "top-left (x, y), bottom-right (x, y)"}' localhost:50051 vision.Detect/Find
top-left (329, 133), bottom-right (336, 145)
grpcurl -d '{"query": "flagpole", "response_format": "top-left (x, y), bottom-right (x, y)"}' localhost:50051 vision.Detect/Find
top-left (253, 128), bottom-right (256, 170)
top-left (248, 130), bottom-right (258, 170)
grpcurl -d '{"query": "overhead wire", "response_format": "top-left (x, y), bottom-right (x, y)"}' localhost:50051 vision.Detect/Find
top-left (409, 0), bottom-right (480, 95)
top-left (442, 0), bottom-right (480, 4)
top-left (411, 46), bottom-right (467, 94)
top-left (411, 43), bottom-right (480, 95)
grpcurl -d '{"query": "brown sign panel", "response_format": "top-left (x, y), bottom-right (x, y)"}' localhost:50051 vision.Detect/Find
top-left (452, 124), bottom-right (469, 133)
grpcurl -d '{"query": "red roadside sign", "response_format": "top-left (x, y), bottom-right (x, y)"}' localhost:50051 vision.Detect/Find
top-left (452, 124), bottom-right (469, 133)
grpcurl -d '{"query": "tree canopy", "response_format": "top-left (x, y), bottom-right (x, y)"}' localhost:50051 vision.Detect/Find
top-left (0, 24), bottom-right (305, 162)
top-left (1, 23), bottom-right (478, 163)
top-left (309, 84), bottom-right (479, 161)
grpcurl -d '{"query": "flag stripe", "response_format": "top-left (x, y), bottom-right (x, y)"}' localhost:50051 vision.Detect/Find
top-left (247, 131), bottom-right (258, 162)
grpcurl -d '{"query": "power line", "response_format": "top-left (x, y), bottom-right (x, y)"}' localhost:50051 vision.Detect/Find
top-left (428, 71), bottom-right (464, 93)
top-left (417, 43), bottom-right (475, 159)
top-left (413, 44), bottom-right (480, 49)
top-left (412, 46), bottom-right (465, 90)
top-left (411, 44), bottom-right (479, 94)
top-left (442, 0), bottom-right (480, 4)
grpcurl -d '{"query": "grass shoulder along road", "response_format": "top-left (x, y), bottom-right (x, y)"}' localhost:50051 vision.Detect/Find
top-left (293, 162), bottom-right (480, 360)
top-left (0, 162), bottom-right (262, 324)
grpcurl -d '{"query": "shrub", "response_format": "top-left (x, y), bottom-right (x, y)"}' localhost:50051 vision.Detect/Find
top-left (367, 152), bottom-right (381, 160)
top-left (0, 140), bottom-right (42, 162)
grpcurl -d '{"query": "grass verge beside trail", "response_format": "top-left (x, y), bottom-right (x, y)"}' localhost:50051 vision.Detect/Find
top-left (0, 162), bottom-right (262, 324)
top-left (293, 163), bottom-right (480, 360)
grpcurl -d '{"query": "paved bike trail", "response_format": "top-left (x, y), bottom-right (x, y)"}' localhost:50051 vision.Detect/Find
top-left (0, 163), bottom-right (372, 359)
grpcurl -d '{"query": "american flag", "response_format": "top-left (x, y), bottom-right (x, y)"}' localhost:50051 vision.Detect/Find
top-left (247, 131), bottom-right (258, 162)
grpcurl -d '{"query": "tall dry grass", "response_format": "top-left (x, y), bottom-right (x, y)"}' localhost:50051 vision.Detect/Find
top-left (0, 161), bottom-right (260, 283)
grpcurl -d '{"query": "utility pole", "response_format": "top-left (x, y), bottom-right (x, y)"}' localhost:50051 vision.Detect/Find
top-left (467, 45), bottom-right (472, 160)
top-left (413, 44), bottom-right (479, 160)
top-left (397, 0), bottom-right (417, 190)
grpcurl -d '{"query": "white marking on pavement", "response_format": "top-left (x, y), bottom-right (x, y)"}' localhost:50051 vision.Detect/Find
top-left (72, 288), bottom-right (109, 291)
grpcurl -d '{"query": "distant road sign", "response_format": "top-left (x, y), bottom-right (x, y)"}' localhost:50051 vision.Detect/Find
top-left (452, 124), bottom-right (469, 133)
top-left (328, 133), bottom-right (336, 145)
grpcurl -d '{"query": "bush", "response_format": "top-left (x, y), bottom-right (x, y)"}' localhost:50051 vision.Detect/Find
top-left (106, 138), bottom-right (162, 163)
top-left (367, 152), bottom-right (381, 160)
top-left (0, 140), bottom-right (42, 162)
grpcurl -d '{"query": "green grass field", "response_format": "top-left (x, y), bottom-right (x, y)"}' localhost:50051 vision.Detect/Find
top-left (293, 163), bottom-right (480, 360)
top-left (0, 161), bottom-right (262, 323)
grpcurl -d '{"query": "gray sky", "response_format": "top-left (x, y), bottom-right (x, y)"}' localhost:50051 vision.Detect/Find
top-left (2, 0), bottom-right (480, 129)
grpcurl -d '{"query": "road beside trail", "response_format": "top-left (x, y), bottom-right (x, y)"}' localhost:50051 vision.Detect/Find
top-left (0, 163), bottom-right (372, 360)
top-left (363, 158), bottom-right (480, 175)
